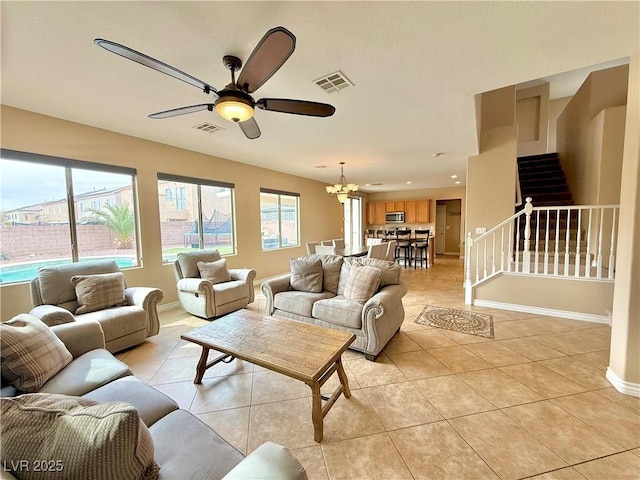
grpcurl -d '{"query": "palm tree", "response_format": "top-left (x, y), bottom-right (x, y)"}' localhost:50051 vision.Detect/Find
top-left (88, 203), bottom-right (135, 249)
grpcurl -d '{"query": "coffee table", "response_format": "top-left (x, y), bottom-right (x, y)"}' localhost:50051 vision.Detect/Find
top-left (180, 309), bottom-right (356, 442)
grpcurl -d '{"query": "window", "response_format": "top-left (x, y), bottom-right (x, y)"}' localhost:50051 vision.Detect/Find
top-left (157, 174), bottom-right (235, 263)
top-left (260, 188), bottom-right (300, 250)
top-left (165, 188), bottom-right (174, 201)
top-left (0, 149), bottom-right (139, 285)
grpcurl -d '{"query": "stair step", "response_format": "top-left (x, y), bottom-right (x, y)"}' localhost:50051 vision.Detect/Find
top-left (517, 153), bottom-right (561, 162)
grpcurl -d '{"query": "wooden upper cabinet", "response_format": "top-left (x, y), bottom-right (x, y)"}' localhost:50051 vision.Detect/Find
top-left (366, 202), bottom-right (376, 224)
top-left (395, 201), bottom-right (404, 212)
top-left (404, 201), bottom-right (416, 224)
top-left (375, 203), bottom-right (386, 224)
top-left (417, 199), bottom-right (430, 223)
top-left (385, 202), bottom-right (396, 213)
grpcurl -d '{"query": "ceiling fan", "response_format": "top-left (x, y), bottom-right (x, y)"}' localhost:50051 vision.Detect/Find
top-left (94, 27), bottom-right (335, 139)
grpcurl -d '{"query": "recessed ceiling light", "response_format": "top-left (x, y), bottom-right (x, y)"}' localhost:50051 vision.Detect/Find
top-left (451, 174), bottom-right (458, 179)
top-left (432, 152), bottom-right (445, 158)
top-left (454, 181), bottom-right (461, 184)
top-left (364, 183), bottom-right (371, 187)
top-left (406, 181), bottom-right (412, 184)
top-left (314, 165), bottom-right (327, 169)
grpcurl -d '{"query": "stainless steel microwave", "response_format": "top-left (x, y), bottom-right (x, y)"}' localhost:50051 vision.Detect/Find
top-left (386, 212), bottom-right (405, 223)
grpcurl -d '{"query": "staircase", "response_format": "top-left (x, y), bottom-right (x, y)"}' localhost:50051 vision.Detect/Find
top-left (517, 153), bottom-right (573, 206)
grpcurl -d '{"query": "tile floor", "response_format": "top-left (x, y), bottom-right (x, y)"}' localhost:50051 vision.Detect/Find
top-left (118, 256), bottom-right (640, 480)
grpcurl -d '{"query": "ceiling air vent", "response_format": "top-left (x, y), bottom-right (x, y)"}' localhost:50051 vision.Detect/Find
top-left (313, 71), bottom-right (353, 94)
top-left (192, 122), bottom-right (224, 133)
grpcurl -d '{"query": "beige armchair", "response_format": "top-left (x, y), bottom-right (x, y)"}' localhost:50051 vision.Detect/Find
top-left (30, 260), bottom-right (163, 353)
top-left (173, 250), bottom-right (256, 319)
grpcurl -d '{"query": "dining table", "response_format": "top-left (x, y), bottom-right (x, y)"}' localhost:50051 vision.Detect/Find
top-left (334, 245), bottom-right (369, 257)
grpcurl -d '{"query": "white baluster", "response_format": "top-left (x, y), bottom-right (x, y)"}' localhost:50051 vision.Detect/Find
top-left (585, 207), bottom-right (593, 278)
top-left (609, 207), bottom-right (617, 279)
top-left (507, 222), bottom-right (513, 272)
top-left (522, 197), bottom-right (532, 273)
top-left (492, 231), bottom-right (496, 275)
top-left (500, 227), bottom-right (505, 272)
top-left (564, 209), bottom-right (571, 276)
top-left (544, 209), bottom-right (550, 275)
top-left (597, 207), bottom-right (604, 278)
top-left (554, 208), bottom-right (560, 275)
top-left (575, 208), bottom-right (582, 278)
top-left (534, 210), bottom-right (540, 275)
top-left (464, 232), bottom-right (473, 304)
top-left (515, 215), bottom-right (521, 273)
top-left (483, 238), bottom-right (487, 280)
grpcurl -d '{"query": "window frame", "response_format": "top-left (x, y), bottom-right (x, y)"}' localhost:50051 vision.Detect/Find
top-left (259, 188), bottom-right (300, 250)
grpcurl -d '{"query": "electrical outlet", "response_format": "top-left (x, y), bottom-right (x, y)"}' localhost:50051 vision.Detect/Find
top-left (475, 227), bottom-right (486, 234)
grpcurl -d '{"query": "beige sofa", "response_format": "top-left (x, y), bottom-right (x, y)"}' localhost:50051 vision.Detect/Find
top-left (261, 255), bottom-right (408, 361)
top-left (0, 318), bottom-right (307, 480)
top-left (30, 260), bottom-right (163, 353)
top-left (173, 250), bottom-right (256, 319)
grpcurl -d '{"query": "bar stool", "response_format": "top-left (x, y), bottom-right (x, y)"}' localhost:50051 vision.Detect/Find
top-left (412, 229), bottom-right (430, 268)
top-left (395, 229), bottom-right (412, 267)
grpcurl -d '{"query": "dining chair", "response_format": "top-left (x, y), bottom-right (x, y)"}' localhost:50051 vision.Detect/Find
top-left (367, 243), bottom-right (386, 260)
top-left (412, 229), bottom-right (430, 268)
top-left (385, 240), bottom-right (397, 262)
top-left (395, 229), bottom-right (412, 267)
top-left (315, 245), bottom-right (336, 254)
top-left (366, 238), bottom-right (383, 246)
top-left (375, 229), bottom-right (386, 239)
top-left (332, 238), bottom-right (345, 249)
top-left (306, 241), bottom-right (320, 255)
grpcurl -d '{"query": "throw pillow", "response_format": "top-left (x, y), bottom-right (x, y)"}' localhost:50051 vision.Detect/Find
top-left (71, 272), bottom-right (127, 315)
top-left (316, 254), bottom-right (344, 294)
top-left (0, 314), bottom-right (73, 392)
top-left (197, 258), bottom-right (231, 284)
top-left (290, 257), bottom-right (324, 293)
top-left (358, 258), bottom-right (402, 287)
top-left (1, 393), bottom-right (159, 480)
top-left (343, 263), bottom-right (382, 304)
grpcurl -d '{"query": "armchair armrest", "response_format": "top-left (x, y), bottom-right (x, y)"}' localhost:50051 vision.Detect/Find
top-left (176, 277), bottom-right (215, 294)
top-left (261, 274), bottom-right (291, 315)
top-left (51, 320), bottom-right (105, 358)
top-left (229, 268), bottom-right (257, 303)
top-left (222, 442), bottom-right (307, 480)
top-left (124, 286), bottom-right (164, 337)
top-left (29, 305), bottom-right (75, 327)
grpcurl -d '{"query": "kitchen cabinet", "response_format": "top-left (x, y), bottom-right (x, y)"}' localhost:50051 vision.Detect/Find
top-left (404, 201), bottom-right (416, 224)
top-left (394, 201), bottom-right (404, 212)
top-left (385, 202), bottom-right (396, 213)
top-left (366, 202), bottom-right (376, 225)
top-left (375, 203), bottom-right (386, 224)
top-left (417, 199), bottom-right (430, 223)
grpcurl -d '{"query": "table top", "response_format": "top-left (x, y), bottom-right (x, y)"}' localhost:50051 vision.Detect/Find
top-left (334, 245), bottom-right (369, 257)
top-left (180, 309), bottom-right (355, 383)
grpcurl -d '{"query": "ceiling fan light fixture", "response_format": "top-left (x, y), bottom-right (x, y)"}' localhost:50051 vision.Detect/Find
top-left (215, 92), bottom-right (255, 123)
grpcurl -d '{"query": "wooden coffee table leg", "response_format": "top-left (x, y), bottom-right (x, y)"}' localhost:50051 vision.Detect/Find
top-left (311, 382), bottom-right (323, 442)
top-left (194, 346), bottom-right (210, 384)
top-left (336, 357), bottom-right (351, 398)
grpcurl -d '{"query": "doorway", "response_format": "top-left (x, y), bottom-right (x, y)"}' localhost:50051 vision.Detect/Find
top-left (343, 197), bottom-right (362, 247)
top-left (435, 199), bottom-right (462, 255)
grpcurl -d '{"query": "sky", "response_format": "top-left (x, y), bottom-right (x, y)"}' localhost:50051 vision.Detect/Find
top-left (1, 158), bottom-right (131, 212)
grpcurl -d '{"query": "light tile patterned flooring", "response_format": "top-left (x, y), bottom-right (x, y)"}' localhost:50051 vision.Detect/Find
top-left (118, 256), bottom-right (640, 480)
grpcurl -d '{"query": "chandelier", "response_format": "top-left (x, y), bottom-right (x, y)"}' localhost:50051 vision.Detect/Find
top-left (325, 162), bottom-right (358, 203)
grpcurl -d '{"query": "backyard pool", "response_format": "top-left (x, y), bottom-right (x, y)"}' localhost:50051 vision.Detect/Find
top-left (0, 257), bottom-right (137, 284)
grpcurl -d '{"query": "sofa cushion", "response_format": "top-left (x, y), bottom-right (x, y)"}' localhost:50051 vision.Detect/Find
top-left (344, 263), bottom-right (382, 304)
top-left (1, 393), bottom-right (159, 480)
top-left (198, 258), bottom-right (231, 285)
top-left (177, 250), bottom-right (222, 279)
top-left (316, 254), bottom-right (344, 294)
top-left (39, 348), bottom-right (131, 396)
top-left (274, 291), bottom-right (335, 317)
top-left (80, 305), bottom-right (147, 342)
top-left (36, 260), bottom-right (121, 305)
top-left (150, 409), bottom-right (244, 480)
top-left (213, 280), bottom-right (250, 306)
top-left (358, 258), bottom-right (402, 287)
top-left (72, 272), bottom-right (127, 314)
top-left (312, 296), bottom-right (363, 329)
top-left (290, 257), bottom-right (323, 293)
top-left (0, 314), bottom-right (73, 393)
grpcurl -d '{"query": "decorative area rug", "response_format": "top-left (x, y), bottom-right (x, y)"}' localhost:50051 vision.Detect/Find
top-left (415, 305), bottom-right (494, 339)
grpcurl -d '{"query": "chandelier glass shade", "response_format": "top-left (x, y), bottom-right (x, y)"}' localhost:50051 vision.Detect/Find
top-left (326, 162), bottom-right (358, 204)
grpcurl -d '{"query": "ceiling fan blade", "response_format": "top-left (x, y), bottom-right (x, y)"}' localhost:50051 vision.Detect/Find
top-left (257, 98), bottom-right (335, 117)
top-left (236, 27), bottom-right (295, 94)
top-left (148, 104), bottom-right (215, 119)
top-left (94, 38), bottom-right (216, 94)
top-left (238, 117), bottom-right (261, 139)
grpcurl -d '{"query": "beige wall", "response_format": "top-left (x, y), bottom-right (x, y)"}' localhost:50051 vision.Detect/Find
top-left (517, 83), bottom-right (550, 157)
top-left (475, 274), bottom-right (615, 319)
top-left (609, 51), bottom-right (640, 388)
top-left (0, 106), bottom-right (343, 319)
top-left (548, 96), bottom-right (572, 152)
top-left (556, 65), bottom-right (629, 204)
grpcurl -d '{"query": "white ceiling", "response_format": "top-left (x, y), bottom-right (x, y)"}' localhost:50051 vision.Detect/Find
top-left (1, 2), bottom-right (638, 193)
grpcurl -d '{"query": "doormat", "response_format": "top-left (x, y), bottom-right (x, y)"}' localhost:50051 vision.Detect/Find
top-left (415, 305), bottom-right (494, 339)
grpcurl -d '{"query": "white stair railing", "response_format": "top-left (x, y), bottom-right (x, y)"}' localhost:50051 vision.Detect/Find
top-left (464, 198), bottom-right (619, 304)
